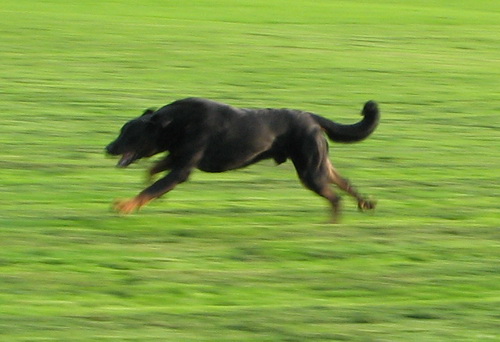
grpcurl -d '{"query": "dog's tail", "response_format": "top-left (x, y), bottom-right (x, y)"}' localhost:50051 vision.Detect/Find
top-left (310, 101), bottom-right (380, 143)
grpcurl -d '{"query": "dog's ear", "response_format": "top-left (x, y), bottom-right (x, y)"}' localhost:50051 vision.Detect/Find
top-left (149, 113), bottom-right (172, 128)
top-left (142, 108), bottom-right (157, 116)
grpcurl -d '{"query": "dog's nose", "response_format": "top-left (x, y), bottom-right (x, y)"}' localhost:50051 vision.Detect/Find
top-left (105, 143), bottom-right (115, 155)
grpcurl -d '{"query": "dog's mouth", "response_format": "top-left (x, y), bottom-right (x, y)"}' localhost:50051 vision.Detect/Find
top-left (117, 152), bottom-right (137, 168)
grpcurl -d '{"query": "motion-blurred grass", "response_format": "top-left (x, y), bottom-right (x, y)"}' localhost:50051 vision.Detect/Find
top-left (1, 0), bottom-right (499, 341)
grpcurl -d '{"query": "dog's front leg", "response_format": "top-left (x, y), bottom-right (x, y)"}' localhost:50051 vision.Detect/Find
top-left (147, 155), bottom-right (173, 182)
top-left (114, 167), bottom-right (193, 214)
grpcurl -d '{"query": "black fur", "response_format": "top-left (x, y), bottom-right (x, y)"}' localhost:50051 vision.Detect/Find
top-left (106, 97), bottom-right (379, 222)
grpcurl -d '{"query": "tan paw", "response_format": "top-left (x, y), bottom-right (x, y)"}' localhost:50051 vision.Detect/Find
top-left (358, 199), bottom-right (377, 211)
top-left (113, 197), bottom-right (145, 214)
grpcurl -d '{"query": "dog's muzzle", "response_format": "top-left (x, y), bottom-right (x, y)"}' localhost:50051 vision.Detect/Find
top-left (106, 143), bottom-right (136, 168)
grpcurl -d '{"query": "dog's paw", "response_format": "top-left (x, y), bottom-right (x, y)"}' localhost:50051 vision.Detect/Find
top-left (358, 199), bottom-right (377, 211)
top-left (113, 198), bottom-right (143, 214)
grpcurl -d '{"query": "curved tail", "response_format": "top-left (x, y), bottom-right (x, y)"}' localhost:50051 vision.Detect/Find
top-left (310, 101), bottom-right (380, 143)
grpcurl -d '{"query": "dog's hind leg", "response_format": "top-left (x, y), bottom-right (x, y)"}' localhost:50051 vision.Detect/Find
top-left (326, 160), bottom-right (376, 211)
top-left (300, 173), bottom-right (342, 223)
top-left (291, 135), bottom-right (343, 223)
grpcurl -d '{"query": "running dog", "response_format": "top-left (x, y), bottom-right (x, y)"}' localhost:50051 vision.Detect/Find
top-left (106, 97), bottom-right (380, 222)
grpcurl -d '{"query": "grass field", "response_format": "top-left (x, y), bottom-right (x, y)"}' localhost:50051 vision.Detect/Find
top-left (1, 0), bottom-right (499, 341)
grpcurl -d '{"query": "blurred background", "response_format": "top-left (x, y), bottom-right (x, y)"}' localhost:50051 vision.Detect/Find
top-left (1, 0), bottom-right (498, 340)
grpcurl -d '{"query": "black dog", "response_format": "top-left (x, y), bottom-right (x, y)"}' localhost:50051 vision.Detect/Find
top-left (106, 97), bottom-right (379, 222)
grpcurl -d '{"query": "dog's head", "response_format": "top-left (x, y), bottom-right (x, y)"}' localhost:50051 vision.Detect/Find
top-left (106, 108), bottom-right (169, 167)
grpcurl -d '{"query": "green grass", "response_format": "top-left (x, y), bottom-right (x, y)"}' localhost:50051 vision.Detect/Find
top-left (1, 0), bottom-right (499, 341)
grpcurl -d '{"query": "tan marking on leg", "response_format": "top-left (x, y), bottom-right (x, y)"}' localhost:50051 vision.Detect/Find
top-left (113, 194), bottom-right (153, 214)
top-left (326, 160), bottom-right (376, 211)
